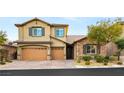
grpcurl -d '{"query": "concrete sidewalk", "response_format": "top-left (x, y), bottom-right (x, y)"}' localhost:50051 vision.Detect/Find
top-left (0, 60), bottom-right (75, 70)
top-left (0, 58), bottom-right (124, 70)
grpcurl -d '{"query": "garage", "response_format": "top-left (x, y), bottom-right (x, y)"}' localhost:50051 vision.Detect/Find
top-left (22, 48), bottom-right (47, 61)
top-left (51, 47), bottom-right (64, 60)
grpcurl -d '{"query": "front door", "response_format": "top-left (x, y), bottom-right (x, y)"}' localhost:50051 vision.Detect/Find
top-left (66, 44), bottom-right (74, 59)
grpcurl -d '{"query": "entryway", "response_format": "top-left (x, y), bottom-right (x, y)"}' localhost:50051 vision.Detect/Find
top-left (66, 44), bottom-right (74, 59)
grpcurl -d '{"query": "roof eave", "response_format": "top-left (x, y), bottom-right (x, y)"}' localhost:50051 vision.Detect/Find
top-left (73, 36), bottom-right (87, 44)
top-left (13, 41), bottom-right (52, 44)
top-left (51, 24), bottom-right (69, 27)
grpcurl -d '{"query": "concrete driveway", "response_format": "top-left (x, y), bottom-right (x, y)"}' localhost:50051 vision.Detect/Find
top-left (0, 60), bottom-right (75, 70)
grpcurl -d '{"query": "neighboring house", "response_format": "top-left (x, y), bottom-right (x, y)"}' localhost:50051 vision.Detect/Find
top-left (0, 44), bottom-right (17, 60)
top-left (14, 18), bottom-right (123, 61)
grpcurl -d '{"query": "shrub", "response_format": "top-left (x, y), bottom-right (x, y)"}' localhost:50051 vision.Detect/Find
top-left (82, 55), bottom-right (92, 62)
top-left (103, 62), bottom-right (108, 65)
top-left (103, 57), bottom-right (109, 63)
top-left (109, 56), bottom-right (117, 61)
top-left (85, 61), bottom-right (90, 65)
top-left (104, 56), bottom-right (110, 60)
top-left (117, 61), bottom-right (123, 65)
top-left (94, 55), bottom-right (104, 63)
top-left (0, 61), bottom-right (6, 65)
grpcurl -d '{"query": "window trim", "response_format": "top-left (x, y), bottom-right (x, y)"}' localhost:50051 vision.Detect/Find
top-left (55, 28), bottom-right (64, 37)
top-left (29, 26), bottom-right (45, 37)
top-left (83, 44), bottom-right (97, 54)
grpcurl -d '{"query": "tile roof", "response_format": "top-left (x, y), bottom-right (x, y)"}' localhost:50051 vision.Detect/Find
top-left (67, 35), bottom-right (86, 44)
top-left (15, 18), bottom-right (68, 27)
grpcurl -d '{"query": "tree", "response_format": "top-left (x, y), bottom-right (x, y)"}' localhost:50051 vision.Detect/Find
top-left (88, 24), bottom-right (106, 54)
top-left (105, 18), bottom-right (122, 43)
top-left (115, 38), bottom-right (124, 61)
top-left (0, 30), bottom-right (8, 64)
top-left (0, 30), bottom-right (7, 45)
top-left (88, 18), bottom-right (123, 54)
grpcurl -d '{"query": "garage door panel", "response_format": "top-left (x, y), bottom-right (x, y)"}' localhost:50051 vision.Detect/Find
top-left (51, 47), bottom-right (64, 60)
top-left (22, 48), bottom-right (47, 61)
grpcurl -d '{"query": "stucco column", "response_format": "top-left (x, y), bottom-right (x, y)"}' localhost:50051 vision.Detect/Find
top-left (17, 47), bottom-right (21, 60)
top-left (76, 43), bottom-right (79, 58)
top-left (47, 47), bottom-right (51, 60)
top-left (64, 46), bottom-right (66, 60)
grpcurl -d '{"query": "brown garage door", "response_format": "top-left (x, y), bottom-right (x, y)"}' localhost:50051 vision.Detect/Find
top-left (51, 47), bottom-right (64, 60)
top-left (22, 48), bottom-right (47, 61)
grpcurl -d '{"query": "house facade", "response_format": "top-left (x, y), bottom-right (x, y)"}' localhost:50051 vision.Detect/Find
top-left (15, 18), bottom-right (68, 60)
top-left (14, 18), bottom-right (124, 61)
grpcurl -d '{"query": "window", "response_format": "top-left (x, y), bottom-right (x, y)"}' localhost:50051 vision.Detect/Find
top-left (29, 27), bottom-right (45, 36)
top-left (83, 44), bottom-right (96, 54)
top-left (55, 28), bottom-right (64, 37)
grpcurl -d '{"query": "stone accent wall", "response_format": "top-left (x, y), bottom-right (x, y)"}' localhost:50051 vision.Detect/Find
top-left (74, 39), bottom-right (89, 59)
top-left (74, 38), bottom-right (118, 59)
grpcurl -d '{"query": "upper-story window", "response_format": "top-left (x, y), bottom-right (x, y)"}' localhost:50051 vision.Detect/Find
top-left (55, 28), bottom-right (64, 37)
top-left (29, 27), bottom-right (45, 37)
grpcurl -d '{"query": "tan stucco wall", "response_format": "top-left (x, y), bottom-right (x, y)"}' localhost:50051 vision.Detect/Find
top-left (18, 20), bottom-right (68, 42)
top-left (51, 38), bottom-right (65, 47)
top-left (51, 27), bottom-right (67, 42)
top-left (18, 20), bottom-right (51, 41)
top-left (17, 20), bottom-right (67, 48)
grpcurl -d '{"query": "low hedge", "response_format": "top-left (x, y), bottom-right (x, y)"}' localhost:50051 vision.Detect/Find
top-left (82, 55), bottom-right (92, 62)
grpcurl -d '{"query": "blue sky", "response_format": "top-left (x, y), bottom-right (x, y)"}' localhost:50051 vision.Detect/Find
top-left (0, 17), bottom-right (123, 41)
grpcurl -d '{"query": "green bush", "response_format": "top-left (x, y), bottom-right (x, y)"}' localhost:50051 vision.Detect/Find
top-left (109, 56), bottom-right (117, 61)
top-left (117, 61), bottom-right (123, 65)
top-left (82, 55), bottom-right (92, 62)
top-left (85, 61), bottom-right (90, 65)
top-left (94, 55), bottom-right (104, 63)
top-left (104, 56), bottom-right (110, 60)
top-left (103, 62), bottom-right (108, 65)
top-left (103, 56), bottom-right (110, 63)
top-left (0, 61), bottom-right (6, 65)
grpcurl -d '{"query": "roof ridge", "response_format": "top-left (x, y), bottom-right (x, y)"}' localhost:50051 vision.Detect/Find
top-left (15, 17), bottom-right (68, 27)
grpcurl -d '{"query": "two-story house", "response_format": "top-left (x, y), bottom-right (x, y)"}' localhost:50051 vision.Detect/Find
top-left (15, 18), bottom-right (69, 61)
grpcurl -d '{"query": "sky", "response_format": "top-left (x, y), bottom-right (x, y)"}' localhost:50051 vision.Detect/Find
top-left (0, 17), bottom-right (123, 41)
